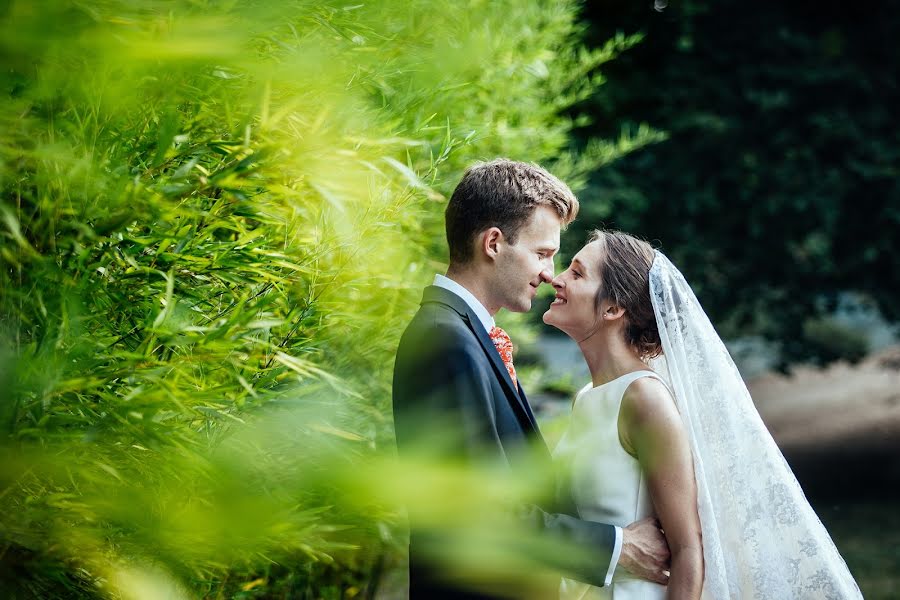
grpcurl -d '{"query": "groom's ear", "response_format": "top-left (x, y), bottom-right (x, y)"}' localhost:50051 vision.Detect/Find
top-left (481, 227), bottom-right (503, 260)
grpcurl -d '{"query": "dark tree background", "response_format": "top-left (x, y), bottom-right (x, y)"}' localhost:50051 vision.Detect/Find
top-left (568, 0), bottom-right (900, 366)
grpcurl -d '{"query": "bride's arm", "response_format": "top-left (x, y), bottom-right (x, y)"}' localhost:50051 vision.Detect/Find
top-left (620, 377), bottom-right (704, 600)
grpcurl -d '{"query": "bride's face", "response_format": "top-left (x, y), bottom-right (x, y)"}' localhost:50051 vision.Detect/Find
top-left (543, 240), bottom-right (605, 338)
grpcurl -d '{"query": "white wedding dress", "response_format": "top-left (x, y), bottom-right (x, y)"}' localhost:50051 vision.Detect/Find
top-left (553, 252), bottom-right (863, 599)
top-left (554, 371), bottom-right (667, 600)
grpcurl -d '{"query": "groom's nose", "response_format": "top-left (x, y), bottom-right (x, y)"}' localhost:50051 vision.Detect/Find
top-left (539, 267), bottom-right (554, 284)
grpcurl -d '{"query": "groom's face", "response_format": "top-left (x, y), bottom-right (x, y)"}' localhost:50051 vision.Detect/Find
top-left (492, 206), bottom-right (561, 313)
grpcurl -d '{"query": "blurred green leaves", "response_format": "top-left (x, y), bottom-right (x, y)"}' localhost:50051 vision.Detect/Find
top-left (0, 0), bottom-right (655, 597)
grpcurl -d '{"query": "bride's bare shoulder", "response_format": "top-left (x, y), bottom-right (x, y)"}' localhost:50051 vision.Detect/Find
top-left (621, 375), bottom-right (676, 420)
top-left (618, 375), bottom-right (683, 455)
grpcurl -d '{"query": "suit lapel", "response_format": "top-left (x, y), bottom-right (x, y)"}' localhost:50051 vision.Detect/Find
top-left (516, 381), bottom-right (541, 440)
top-left (421, 286), bottom-right (540, 433)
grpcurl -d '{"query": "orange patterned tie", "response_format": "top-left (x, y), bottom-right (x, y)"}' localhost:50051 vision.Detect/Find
top-left (489, 326), bottom-right (518, 389)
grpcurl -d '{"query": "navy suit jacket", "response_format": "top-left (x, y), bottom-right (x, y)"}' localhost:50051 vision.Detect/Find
top-left (392, 285), bottom-right (616, 599)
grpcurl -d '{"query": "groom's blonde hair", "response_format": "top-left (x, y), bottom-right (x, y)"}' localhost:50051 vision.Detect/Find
top-left (589, 229), bottom-right (662, 359)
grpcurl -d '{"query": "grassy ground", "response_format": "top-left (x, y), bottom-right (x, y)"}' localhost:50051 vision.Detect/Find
top-left (814, 499), bottom-right (900, 599)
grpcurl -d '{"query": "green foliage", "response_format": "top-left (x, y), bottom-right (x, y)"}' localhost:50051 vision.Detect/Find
top-left (0, 1), bottom-right (652, 597)
top-left (801, 317), bottom-right (869, 364)
top-left (568, 0), bottom-right (900, 366)
top-left (816, 500), bottom-right (900, 600)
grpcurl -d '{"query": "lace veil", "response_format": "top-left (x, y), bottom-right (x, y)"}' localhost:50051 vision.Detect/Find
top-left (648, 252), bottom-right (862, 599)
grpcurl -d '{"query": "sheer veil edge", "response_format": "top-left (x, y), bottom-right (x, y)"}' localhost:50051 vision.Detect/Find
top-left (647, 251), bottom-right (862, 599)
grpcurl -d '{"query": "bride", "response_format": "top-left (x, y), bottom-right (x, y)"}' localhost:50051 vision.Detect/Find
top-left (543, 229), bottom-right (862, 599)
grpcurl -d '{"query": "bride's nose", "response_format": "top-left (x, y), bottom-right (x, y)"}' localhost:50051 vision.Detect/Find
top-left (551, 275), bottom-right (564, 290)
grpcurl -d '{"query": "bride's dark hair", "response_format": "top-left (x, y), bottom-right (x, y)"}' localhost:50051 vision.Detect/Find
top-left (589, 229), bottom-right (662, 359)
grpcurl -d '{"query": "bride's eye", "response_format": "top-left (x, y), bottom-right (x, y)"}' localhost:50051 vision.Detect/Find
top-left (572, 270), bottom-right (582, 279)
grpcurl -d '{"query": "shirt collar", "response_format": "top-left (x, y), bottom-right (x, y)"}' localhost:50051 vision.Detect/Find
top-left (432, 274), bottom-right (495, 333)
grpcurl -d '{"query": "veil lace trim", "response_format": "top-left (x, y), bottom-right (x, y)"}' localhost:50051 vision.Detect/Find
top-left (648, 252), bottom-right (862, 599)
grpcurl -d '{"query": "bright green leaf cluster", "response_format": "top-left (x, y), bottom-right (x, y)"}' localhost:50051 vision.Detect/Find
top-left (0, 1), bottom-right (656, 597)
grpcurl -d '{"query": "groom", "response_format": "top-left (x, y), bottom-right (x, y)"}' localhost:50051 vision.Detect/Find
top-left (392, 159), bottom-right (671, 598)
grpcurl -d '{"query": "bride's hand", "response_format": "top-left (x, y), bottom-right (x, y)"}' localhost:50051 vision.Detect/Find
top-left (619, 517), bottom-right (671, 585)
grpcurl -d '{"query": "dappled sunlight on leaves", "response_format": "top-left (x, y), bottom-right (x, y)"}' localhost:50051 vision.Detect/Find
top-left (0, 0), bottom-right (658, 597)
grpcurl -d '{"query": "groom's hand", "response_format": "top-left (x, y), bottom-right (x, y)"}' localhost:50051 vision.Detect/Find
top-left (619, 517), bottom-right (671, 585)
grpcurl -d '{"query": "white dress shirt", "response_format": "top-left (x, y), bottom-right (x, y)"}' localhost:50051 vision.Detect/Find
top-left (433, 274), bottom-right (494, 332)
top-left (431, 274), bottom-right (623, 586)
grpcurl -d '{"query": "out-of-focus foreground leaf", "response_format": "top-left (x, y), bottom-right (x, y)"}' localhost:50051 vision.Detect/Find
top-left (0, 1), bottom-right (659, 597)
